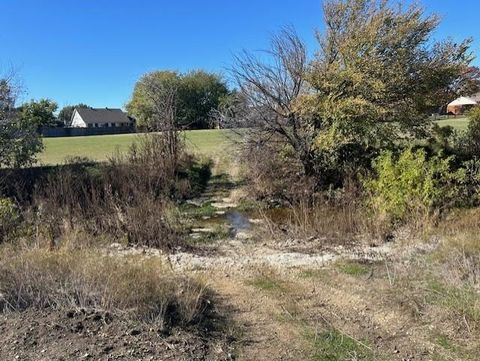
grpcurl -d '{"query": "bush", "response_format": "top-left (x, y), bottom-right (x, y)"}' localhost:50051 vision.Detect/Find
top-left (240, 135), bottom-right (308, 203)
top-left (0, 198), bottom-right (20, 242)
top-left (28, 133), bottom-right (208, 250)
top-left (0, 248), bottom-right (210, 327)
top-left (365, 148), bottom-right (463, 223)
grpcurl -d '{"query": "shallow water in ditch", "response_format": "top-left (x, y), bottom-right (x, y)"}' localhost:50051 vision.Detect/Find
top-left (226, 210), bottom-right (251, 235)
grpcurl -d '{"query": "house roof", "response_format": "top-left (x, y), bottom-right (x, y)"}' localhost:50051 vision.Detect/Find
top-left (448, 96), bottom-right (477, 107)
top-left (75, 107), bottom-right (133, 124)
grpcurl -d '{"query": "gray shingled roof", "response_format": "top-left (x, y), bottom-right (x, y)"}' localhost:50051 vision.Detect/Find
top-left (75, 107), bottom-right (133, 125)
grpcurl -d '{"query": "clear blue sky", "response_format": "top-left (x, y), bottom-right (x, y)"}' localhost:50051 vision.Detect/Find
top-left (0, 0), bottom-right (478, 109)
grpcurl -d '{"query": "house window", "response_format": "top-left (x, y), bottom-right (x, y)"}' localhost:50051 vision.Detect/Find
top-left (88, 124), bottom-right (93, 128)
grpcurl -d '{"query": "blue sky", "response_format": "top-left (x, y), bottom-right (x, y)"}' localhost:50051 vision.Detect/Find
top-left (0, 0), bottom-right (478, 109)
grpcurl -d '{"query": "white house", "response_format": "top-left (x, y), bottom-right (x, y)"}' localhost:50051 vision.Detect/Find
top-left (70, 107), bottom-right (134, 128)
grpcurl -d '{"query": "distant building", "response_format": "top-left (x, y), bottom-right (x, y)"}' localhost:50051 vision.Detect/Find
top-left (447, 94), bottom-right (478, 115)
top-left (70, 107), bottom-right (134, 128)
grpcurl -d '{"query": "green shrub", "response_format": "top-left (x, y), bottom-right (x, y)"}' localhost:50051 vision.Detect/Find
top-left (365, 148), bottom-right (463, 223)
top-left (465, 106), bottom-right (480, 155)
top-left (0, 198), bottom-right (20, 242)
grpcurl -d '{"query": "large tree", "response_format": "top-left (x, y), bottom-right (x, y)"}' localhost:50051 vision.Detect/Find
top-left (18, 98), bottom-right (58, 128)
top-left (127, 70), bottom-right (229, 130)
top-left (127, 71), bottom-right (180, 131)
top-left (233, 0), bottom-right (475, 184)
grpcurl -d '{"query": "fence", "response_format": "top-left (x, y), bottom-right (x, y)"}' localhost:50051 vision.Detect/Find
top-left (40, 126), bottom-right (136, 138)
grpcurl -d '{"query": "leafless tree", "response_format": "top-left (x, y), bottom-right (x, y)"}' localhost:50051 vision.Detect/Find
top-left (139, 75), bottom-right (183, 177)
top-left (230, 27), bottom-right (316, 175)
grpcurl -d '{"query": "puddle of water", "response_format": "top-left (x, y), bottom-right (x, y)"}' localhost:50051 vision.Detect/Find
top-left (226, 210), bottom-right (251, 233)
top-left (192, 209), bottom-right (252, 239)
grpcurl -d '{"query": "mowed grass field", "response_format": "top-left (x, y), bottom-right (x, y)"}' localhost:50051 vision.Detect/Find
top-left (39, 118), bottom-right (470, 165)
top-left (434, 117), bottom-right (469, 131)
top-left (39, 129), bottom-right (237, 165)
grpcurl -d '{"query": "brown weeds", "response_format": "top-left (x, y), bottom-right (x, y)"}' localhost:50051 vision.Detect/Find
top-left (0, 247), bottom-right (211, 327)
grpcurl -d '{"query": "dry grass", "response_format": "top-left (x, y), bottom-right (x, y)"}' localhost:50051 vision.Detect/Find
top-left (257, 201), bottom-right (383, 244)
top-left (20, 133), bottom-right (212, 250)
top-left (0, 247), bottom-right (211, 328)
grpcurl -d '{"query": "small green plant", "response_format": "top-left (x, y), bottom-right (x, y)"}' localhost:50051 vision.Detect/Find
top-left (435, 334), bottom-right (455, 351)
top-left (307, 329), bottom-right (374, 361)
top-left (336, 261), bottom-right (371, 277)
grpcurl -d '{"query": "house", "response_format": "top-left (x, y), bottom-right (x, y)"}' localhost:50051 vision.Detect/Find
top-left (447, 95), bottom-right (478, 115)
top-left (70, 107), bottom-right (134, 128)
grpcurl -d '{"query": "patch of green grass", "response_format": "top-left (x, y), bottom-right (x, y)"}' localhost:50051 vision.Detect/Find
top-left (336, 261), bottom-right (371, 277)
top-left (247, 273), bottom-right (287, 293)
top-left (181, 202), bottom-right (218, 218)
top-left (307, 329), bottom-right (374, 361)
top-left (189, 224), bottom-right (232, 244)
top-left (435, 334), bottom-right (455, 351)
top-left (299, 269), bottom-right (329, 280)
top-left (40, 129), bottom-right (238, 165)
top-left (434, 118), bottom-right (469, 131)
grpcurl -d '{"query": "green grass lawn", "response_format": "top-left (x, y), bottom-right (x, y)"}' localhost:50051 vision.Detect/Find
top-left (39, 129), bottom-right (237, 165)
top-left (434, 117), bottom-right (469, 131)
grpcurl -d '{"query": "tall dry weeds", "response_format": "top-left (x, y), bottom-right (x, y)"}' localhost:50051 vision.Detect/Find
top-left (0, 247), bottom-right (211, 327)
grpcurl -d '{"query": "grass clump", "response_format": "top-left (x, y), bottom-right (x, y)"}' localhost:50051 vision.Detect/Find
top-left (247, 272), bottom-right (287, 293)
top-left (0, 248), bottom-right (211, 328)
top-left (426, 278), bottom-right (480, 331)
top-left (307, 329), bottom-right (374, 361)
top-left (336, 261), bottom-right (371, 277)
top-left (435, 334), bottom-right (455, 351)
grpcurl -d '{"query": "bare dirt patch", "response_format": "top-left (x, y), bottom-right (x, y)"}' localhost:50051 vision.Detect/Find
top-left (0, 309), bottom-right (234, 361)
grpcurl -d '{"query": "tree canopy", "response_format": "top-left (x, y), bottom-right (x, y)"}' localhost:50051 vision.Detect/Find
top-left (0, 75), bottom-right (43, 169)
top-left (127, 70), bottom-right (229, 130)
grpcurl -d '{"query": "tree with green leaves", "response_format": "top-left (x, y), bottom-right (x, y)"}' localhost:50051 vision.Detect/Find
top-left (18, 99), bottom-right (58, 128)
top-left (177, 70), bottom-right (229, 129)
top-left (233, 0), bottom-right (475, 185)
top-left (127, 70), bottom-right (229, 130)
top-left (0, 73), bottom-right (43, 169)
top-left (58, 103), bottom-right (89, 126)
top-left (127, 71), bottom-right (180, 131)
